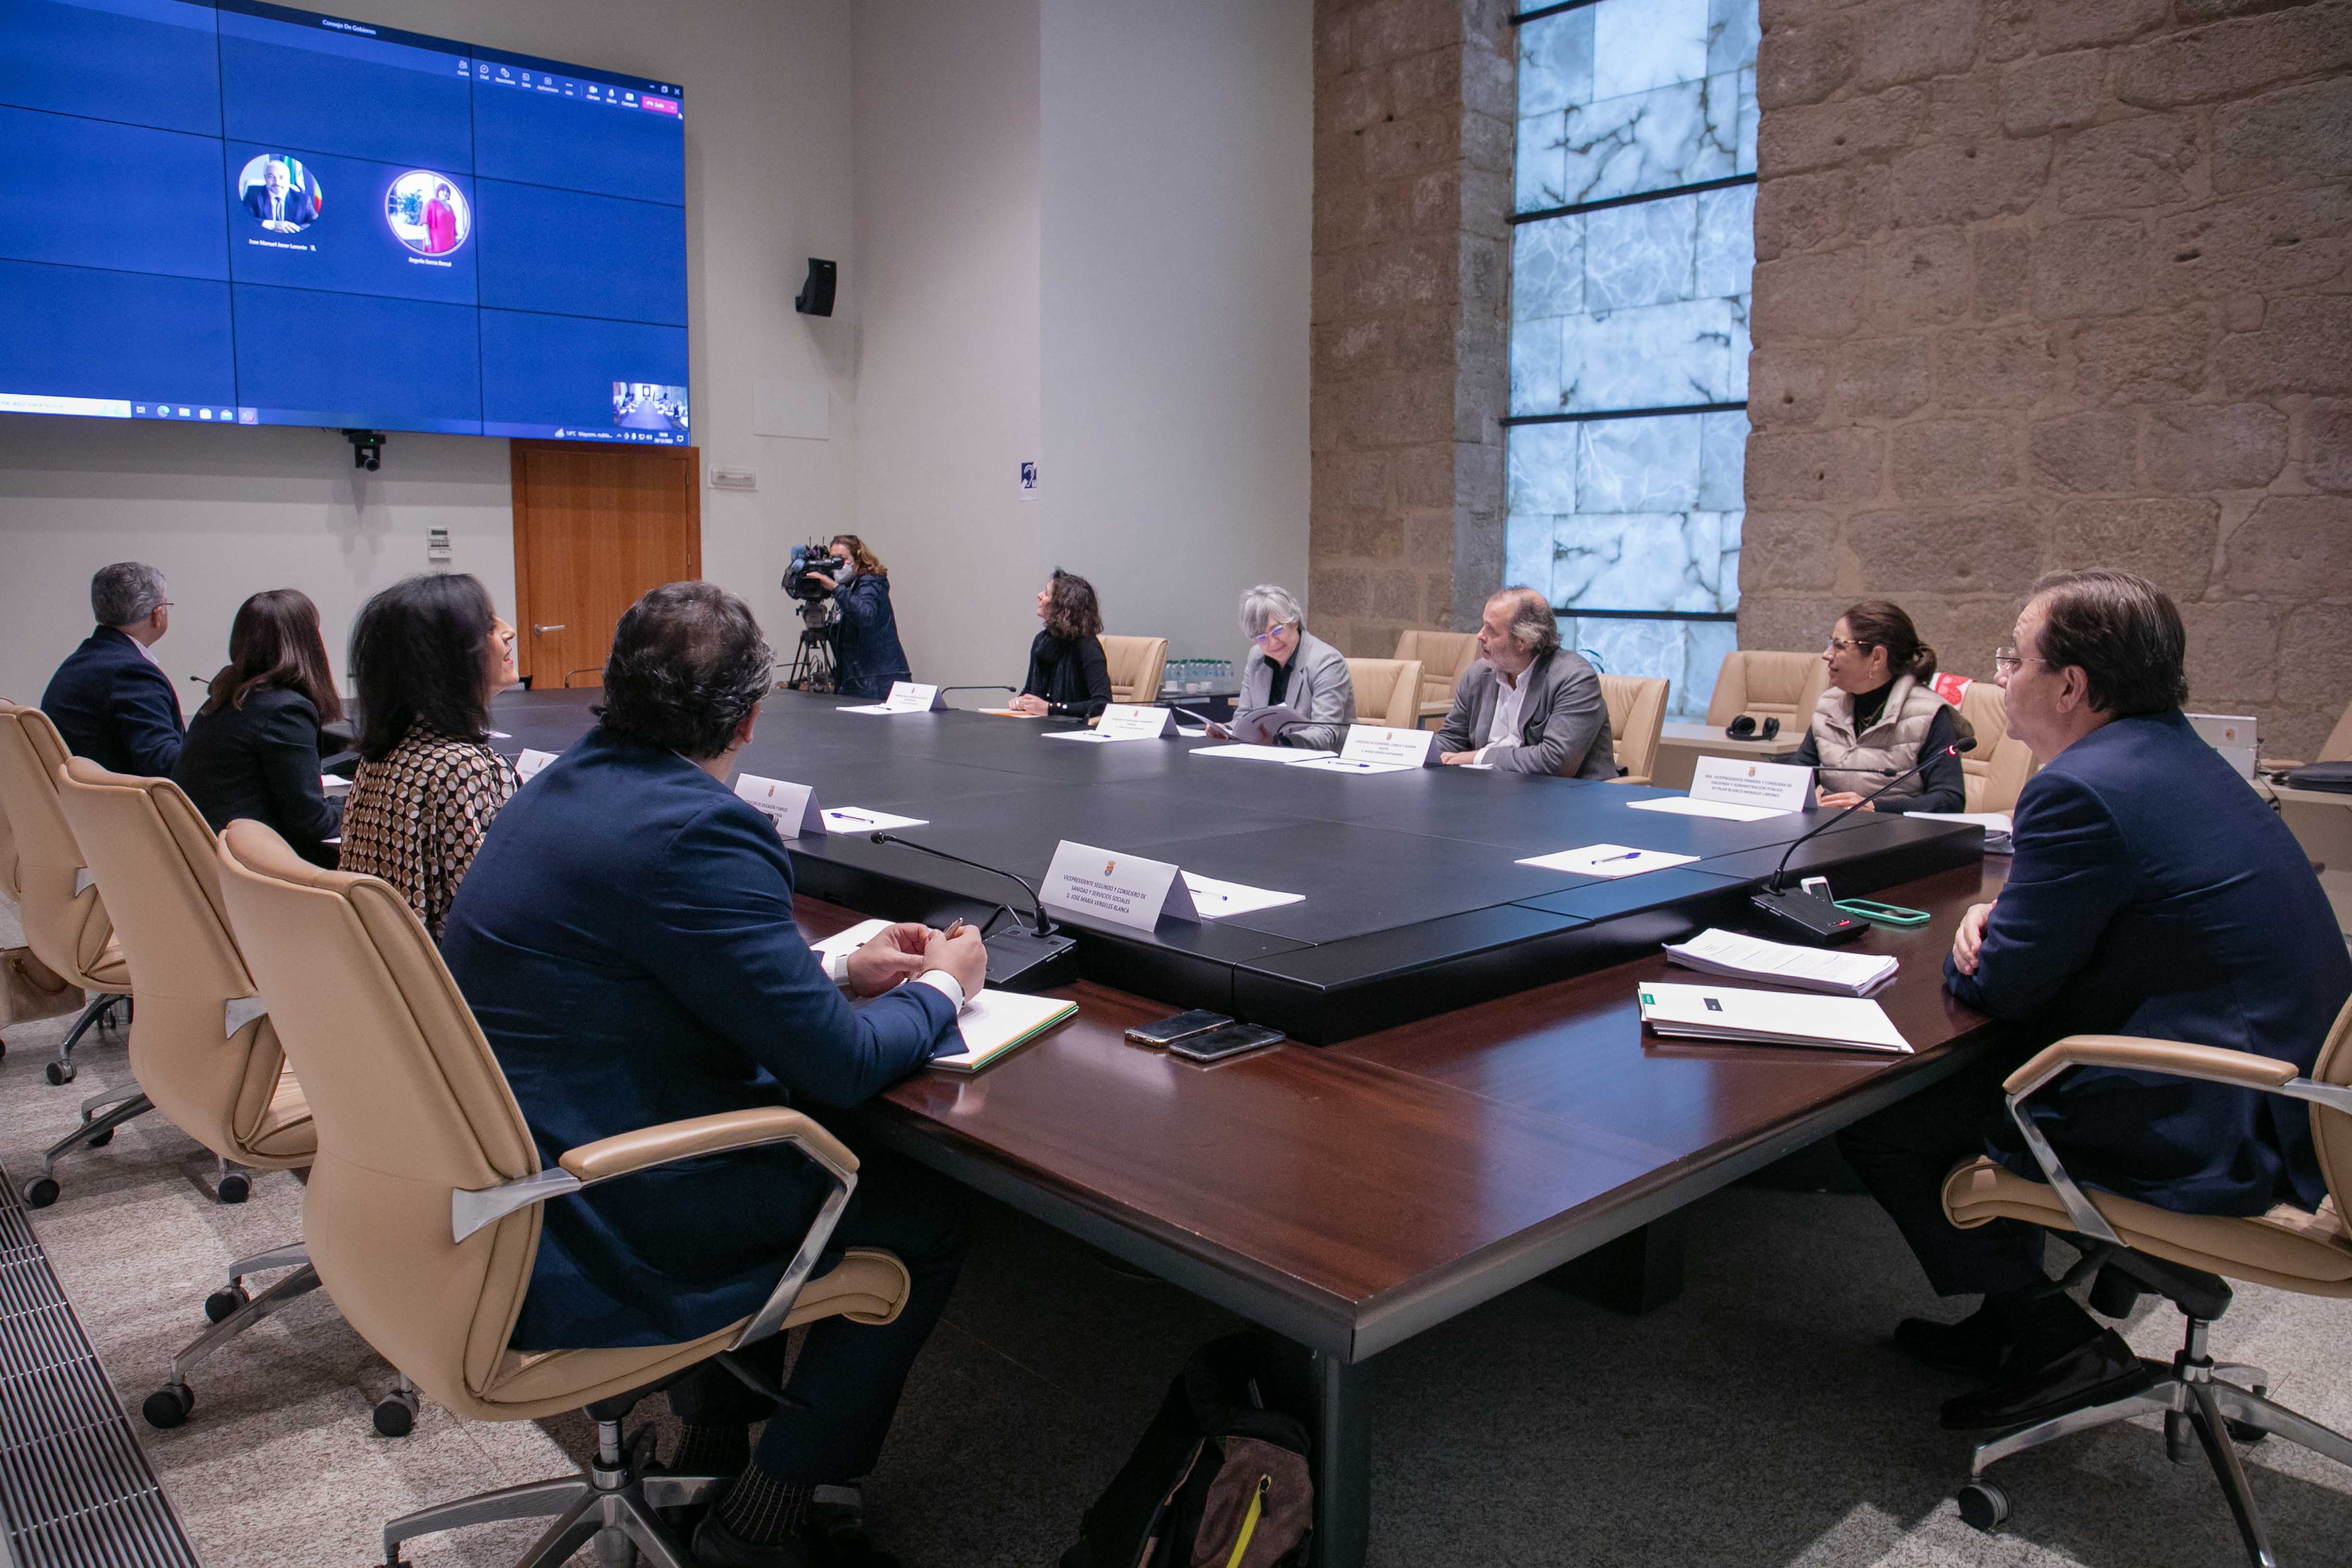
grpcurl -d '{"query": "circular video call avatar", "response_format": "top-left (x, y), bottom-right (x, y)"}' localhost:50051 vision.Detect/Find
top-left (237, 153), bottom-right (321, 233)
top-left (386, 171), bottom-right (470, 257)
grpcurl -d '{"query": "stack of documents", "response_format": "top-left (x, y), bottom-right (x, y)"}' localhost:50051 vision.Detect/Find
top-left (1912, 812), bottom-right (2013, 853)
top-left (1663, 928), bottom-right (1898, 996)
top-left (1637, 982), bottom-right (1912, 1054)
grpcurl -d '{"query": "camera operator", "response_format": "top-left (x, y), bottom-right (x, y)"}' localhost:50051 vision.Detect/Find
top-left (801, 534), bottom-right (911, 700)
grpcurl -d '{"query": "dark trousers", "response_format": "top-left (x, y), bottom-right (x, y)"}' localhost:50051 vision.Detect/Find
top-left (1837, 1049), bottom-right (2049, 1299)
top-left (669, 1141), bottom-right (971, 1484)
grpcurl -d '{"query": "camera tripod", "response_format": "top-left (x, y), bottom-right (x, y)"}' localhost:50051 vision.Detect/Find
top-left (782, 625), bottom-right (836, 693)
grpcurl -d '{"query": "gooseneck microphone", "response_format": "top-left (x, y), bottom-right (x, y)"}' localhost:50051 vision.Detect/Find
top-left (1751, 736), bottom-right (1976, 943)
top-left (869, 832), bottom-right (1056, 934)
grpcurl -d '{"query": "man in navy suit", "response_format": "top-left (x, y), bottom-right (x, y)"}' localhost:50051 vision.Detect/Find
top-left (242, 158), bottom-right (316, 231)
top-left (441, 582), bottom-right (986, 1568)
top-left (1841, 569), bottom-right (2351, 1433)
top-left (41, 562), bottom-right (184, 777)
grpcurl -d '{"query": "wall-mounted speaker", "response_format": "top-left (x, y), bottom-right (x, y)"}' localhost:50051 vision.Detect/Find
top-left (794, 258), bottom-right (837, 317)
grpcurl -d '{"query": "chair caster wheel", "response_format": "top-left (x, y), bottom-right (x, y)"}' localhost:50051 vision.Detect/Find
top-left (46, 1060), bottom-right (74, 1085)
top-left (142, 1384), bottom-right (194, 1430)
top-left (2226, 1386), bottom-right (2270, 1444)
top-left (373, 1387), bottom-right (420, 1438)
top-left (21, 1177), bottom-right (58, 1209)
top-left (1956, 1481), bottom-right (2008, 1532)
top-left (86, 1127), bottom-right (114, 1148)
top-left (215, 1172), bottom-right (250, 1204)
top-left (204, 1286), bottom-right (249, 1323)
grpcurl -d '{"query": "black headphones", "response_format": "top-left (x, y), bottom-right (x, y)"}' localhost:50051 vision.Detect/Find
top-left (1726, 714), bottom-right (1781, 740)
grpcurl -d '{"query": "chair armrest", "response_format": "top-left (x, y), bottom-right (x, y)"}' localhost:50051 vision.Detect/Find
top-left (559, 1108), bottom-right (857, 1184)
top-left (2001, 1035), bottom-right (2300, 1098)
top-left (2000, 1033), bottom-right (2352, 1249)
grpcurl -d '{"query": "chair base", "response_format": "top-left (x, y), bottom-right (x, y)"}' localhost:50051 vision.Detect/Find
top-left (383, 1414), bottom-right (722, 1568)
top-left (22, 1085), bottom-right (153, 1206)
top-left (1962, 1314), bottom-right (2352, 1568)
top-left (49, 991), bottom-right (128, 1084)
top-left (143, 1242), bottom-right (321, 1430)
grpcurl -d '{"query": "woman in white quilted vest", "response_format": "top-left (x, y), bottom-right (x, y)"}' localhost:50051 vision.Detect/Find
top-left (1787, 599), bottom-right (1969, 814)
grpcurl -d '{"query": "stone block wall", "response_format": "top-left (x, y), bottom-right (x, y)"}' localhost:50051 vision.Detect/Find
top-left (1308, 0), bottom-right (1515, 656)
top-left (1742, 0), bottom-right (2352, 757)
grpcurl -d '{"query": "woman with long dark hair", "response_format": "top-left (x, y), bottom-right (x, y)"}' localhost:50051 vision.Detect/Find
top-left (173, 588), bottom-right (345, 865)
top-left (1788, 599), bottom-right (1968, 814)
top-left (805, 533), bottom-right (912, 700)
top-left (1008, 568), bottom-right (1113, 719)
top-left (338, 573), bottom-right (520, 938)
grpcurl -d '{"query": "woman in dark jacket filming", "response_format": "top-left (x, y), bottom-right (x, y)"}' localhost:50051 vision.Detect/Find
top-left (808, 534), bottom-right (912, 699)
top-left (1009, 568), bottom-right (1113, 719)
top-left (173, 588), bottom-right (344, 866)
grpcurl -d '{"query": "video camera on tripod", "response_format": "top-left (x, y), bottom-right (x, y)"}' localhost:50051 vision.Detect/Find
top-left (779, 542), bottom-right (841, 692)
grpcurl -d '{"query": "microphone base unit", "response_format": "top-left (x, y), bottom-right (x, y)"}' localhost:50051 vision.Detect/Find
top-left (1749, 887), bottom-right (1868, 945)
top-left (984, 927), bottom-right (1080, 993)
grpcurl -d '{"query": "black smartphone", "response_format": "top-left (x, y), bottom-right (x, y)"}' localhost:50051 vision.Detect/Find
top-left (1167, 1022), bottom-right (1285, 1063)
top-left (1125, 1008), bottom-right (1231, 1047)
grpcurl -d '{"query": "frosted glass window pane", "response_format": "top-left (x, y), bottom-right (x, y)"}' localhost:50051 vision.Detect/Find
top-left (1560, 297), bottom-right (1738, 412)
top-left (1562, 615), bottom-right (1740, 720)
top-left (1504, 511), bottom-right (1556, 603)
top-left (1584, 200), bottom-right (1697, 313)
top-left (1516, 7), bottom-right (1594, 119)
top-left (1555, 70), bottom-right (1749, 208)
top-left (1511, 217), bottom-right (1583, 324)
top-left (1579, 416), bottom-right (1701, 513)
top-left (1592, 0), bottom-right (1709, 101)
top-left (1507, 422), bottom-right (1578, 514)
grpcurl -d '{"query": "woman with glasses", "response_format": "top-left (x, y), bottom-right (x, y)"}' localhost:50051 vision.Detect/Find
top-left (1787, 599), bottom-right (1967, 814)
top-left (1216, 584), bottom-right (1355, 750)
top-left (1008, 568), bottom-right (1114, 719)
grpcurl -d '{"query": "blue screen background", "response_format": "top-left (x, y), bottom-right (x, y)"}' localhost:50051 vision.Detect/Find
top-left (0, 0), bottom-right (689, 443)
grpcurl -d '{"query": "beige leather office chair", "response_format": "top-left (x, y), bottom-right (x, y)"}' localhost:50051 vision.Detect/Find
top-left (0, 701), bottom-right (132, 1088)
top-left (1395, 630), bottom-right (1480, 727)
top-left (213, 819), bottom-right (913, 1568)
top-left (1099, 635), bottom-right (1169, 706)
top-left (1703, 650), bottom-right (1827, 734)
top-left (1949, 679), bottom-right (2036, 813)
top-left (1938, 999), bottom-right (2352, 1564)
top-left (49, 760), bottom-right (351, 1431)
top-left (1599, 675), bottom-right (1668, 786)
top-left (1, 792), bottom-right (88, 1048)
top-left (1344, 658), bottom-right (1423, 731)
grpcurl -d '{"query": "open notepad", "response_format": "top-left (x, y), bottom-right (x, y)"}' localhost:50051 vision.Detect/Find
top-left (1664, 928), bottom-right (1898, 996)
top-left (930, 990), bottom-right (1078, 1073)
top-left (1637, 982), bottom-right (1912, 1054)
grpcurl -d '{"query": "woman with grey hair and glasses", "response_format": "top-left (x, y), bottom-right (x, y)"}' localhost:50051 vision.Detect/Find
top-left (1211, 584), bottom-right (1355, 750)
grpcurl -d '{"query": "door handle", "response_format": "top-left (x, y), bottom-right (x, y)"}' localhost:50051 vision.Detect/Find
top-left (531, 624), bottom-right (566, 635)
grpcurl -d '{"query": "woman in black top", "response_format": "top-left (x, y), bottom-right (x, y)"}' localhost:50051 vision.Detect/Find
top-left (1009, 568), bottom-right (1113, 720)
top-left (173, 588), bottom-right (344, 866)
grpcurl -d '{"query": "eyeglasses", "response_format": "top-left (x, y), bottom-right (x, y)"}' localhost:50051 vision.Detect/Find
top-left (1991, 647), bottom-right (2050, 675)
top-left (1824, 636), bottom-right (1860, 653)
top-left (1251, 625), bottom-right (1294, 647)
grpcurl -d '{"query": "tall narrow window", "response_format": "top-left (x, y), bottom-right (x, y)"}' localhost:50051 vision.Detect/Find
top-left (1506, 0), bottom-right (1758, 718)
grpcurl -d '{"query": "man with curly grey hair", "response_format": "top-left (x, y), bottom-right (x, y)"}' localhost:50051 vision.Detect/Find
top-left (40, 561), bottom-right (184, 777)
top-left (441, 581), bottom-right (984, 1568)
top-left (1433, 586), bottom-right (1614, 778)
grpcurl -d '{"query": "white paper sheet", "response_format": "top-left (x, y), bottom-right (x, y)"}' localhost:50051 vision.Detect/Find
top-left (1515, 843), bottom-right (1700, 878)
top-left (1625, 795), bottom-right (1786, 822)
top-left (1191, 742), bottom-right (1333, 763)
top-left (819, 807), bottom-right (928, 833)
top-left (1664, 928), bottom-right (1898, 996)
top-left (1179, 872), bottom-right (1304, 918)
top-left (808, 918), bottom-right (892, 961)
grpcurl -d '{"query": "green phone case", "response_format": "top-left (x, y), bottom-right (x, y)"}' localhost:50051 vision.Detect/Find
top-left (1833, 897), bottom-right (1930, 927)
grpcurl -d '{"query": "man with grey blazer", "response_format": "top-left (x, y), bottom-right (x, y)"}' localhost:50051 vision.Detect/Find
top-left (1218, 584), bottom-right (1357, 751)
top-left (1435, 587), bottom-right (1617, 779)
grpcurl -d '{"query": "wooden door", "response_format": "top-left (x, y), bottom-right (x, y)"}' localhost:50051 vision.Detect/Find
top-left (511, 442), bottom-right (700, 689)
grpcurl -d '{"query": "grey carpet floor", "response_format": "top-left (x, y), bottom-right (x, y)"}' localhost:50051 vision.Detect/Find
top-left (6, 899), bottom-right (2351, 1566)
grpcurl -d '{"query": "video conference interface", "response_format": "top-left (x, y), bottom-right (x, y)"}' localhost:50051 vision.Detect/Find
top-left (0, 0), bottom-right (689, 443)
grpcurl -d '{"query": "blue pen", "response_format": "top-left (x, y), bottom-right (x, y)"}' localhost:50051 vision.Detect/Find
top-left (1596, 850), bottom-right (1644, 863)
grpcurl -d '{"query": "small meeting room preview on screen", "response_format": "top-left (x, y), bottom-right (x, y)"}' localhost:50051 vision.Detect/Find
top-left (0, 0), bottom-right (690, 444)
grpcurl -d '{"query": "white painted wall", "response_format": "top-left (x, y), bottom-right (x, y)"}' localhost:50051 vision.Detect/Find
top-left (1040, 0), bottom-right (1314, 670)
top-left (847, 0), bottom-right (1044, 693)
top-left (0, 0), bottom-right (855, 704)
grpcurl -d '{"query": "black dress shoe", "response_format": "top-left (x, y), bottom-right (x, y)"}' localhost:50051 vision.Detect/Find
top-left (1940, 1328), bottom-right (2155, 1432)
top-left (1893, 1313), bottom-right (2013, 1378)
top-left (693, 1514), bottom-right (814, 1568)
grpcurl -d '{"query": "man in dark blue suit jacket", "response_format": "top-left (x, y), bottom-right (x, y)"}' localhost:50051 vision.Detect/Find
top-left (41, 562), bottom-right (184, 777)
top-left (1841, 569), bottom-right (2351, 1434)
top-left (442, 582), bottom-right (985, 1568)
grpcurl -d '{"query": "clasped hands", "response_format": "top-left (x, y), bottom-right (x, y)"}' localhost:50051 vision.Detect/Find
top-left (843, 920), bottom-right (987, 998)
top-left (1950, 899), bottom-right (1995, 977)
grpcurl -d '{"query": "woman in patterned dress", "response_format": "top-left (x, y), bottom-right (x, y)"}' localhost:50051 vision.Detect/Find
top-left (340, 574), bottom-right (521, 940)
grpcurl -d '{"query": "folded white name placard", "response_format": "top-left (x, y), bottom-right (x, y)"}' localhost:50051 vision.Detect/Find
top-left (1624, 794), bottom-right (1784, 823)
top-left (515, 748), bottom-right (559, 781)
top-left (819, 806), bottom-right (928, 833)
top-left (1687, 753), bottom-right (1813, 815)
top-left (840, 681), bottom-right (945, 715)
top-left (1042, 703), bottom-right (1174, 743)
top-left (1042, 840), bottom-right (1200, 933)
top-left (1344, 724), bottom-right (1435, 768)
top-left (1192, 742), bottom-right (1334, 764)
top-left (1179, 872), bottom-right (1304, 918)
top-left (735, 773), bottom-right (826, 837)
top-left (1515, 842), bottom-right (1700, 878)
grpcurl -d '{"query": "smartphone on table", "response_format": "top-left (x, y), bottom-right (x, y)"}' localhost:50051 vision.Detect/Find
top-left (1125, 1009), bottom-right (1231, 1047)
top-left (1167, 1022), bottom-right (1285, 1064)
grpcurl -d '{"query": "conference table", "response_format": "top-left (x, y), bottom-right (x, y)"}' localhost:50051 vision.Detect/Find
top-left (486, 688), bottom-right (2007, 1565)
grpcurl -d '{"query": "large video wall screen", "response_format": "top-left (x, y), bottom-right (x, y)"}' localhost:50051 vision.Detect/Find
top-left (0, 0), bottom-right (690, 444)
